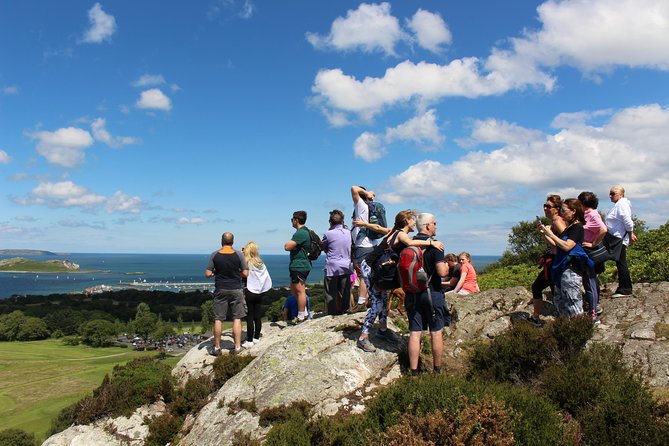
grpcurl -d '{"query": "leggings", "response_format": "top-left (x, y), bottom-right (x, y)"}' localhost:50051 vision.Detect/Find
top-left (244, 289), bottom-right (266, 341)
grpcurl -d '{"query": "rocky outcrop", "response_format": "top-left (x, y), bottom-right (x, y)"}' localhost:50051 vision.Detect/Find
top-left (42, 283), bottom-right (669, 446)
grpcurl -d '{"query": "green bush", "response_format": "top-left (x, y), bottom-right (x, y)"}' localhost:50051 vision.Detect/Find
top-left (0, 428), bottom-right (38, 446)
top-left (468, 316), bottom-right (593, 383)
top-left (212, 354), bottom-right (255, 388)
top-left (169, 375), bottom-right (216, 416)
top-left (144, 412), bottom-right (184, 446)
top-left (542, 344), bottom-right (669, 445)
top-left (63, 356), bottom-right (173, 425)
top-left (47, 402), bottom-right (78, 436)
top-left (478, 263), bottom-right (537, 291)
top-left (61, 335), bottom-right (81, 345)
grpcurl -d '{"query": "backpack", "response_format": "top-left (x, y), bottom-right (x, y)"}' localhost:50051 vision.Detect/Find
top-left (398, 246), bottom-right (430, 293)
top-left (366, 201), bottom-right (387, 240)
top-left (369, 231), bottom-right (401, 290)
top-left (302, 227), bottom-right (322, 261)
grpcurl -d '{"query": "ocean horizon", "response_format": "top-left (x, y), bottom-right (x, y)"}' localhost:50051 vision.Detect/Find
top-left (0, 252), bottom-right (501, 299)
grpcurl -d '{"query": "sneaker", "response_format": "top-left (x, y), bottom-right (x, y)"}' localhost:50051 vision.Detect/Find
top-left (356, 337), bottom-right (377, 352)
top-left (375, 329), bottom-right (399, 343)
top-left (210, 346), bottom-right (222, 357)
top-left (252, 338), bottom-right (261, 344)
top-left (593, 318), bottom-right (602, 326)
top-left (596, 305), bottom-right (603, 315)
top-left (242, 341), bottom-right (254, 349)
top-left (528, 315), bottom-right (544, 327)
top-left (612, 292), bottom-right (631, 298)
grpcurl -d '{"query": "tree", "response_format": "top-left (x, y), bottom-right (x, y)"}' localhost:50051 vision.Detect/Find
top-left (17, 317), bottom-right (50, 341)
top-left (131, 303), bottom-right (157, 342)
top-left (200, 301), bottom-right (214, 334)
top-left (176, 313), bottom-right (184, 333)
top-left (152, 321), bottom-right (176, 341)
top-left (0, 310), bottom-right (27, 341)
top-left (0, 428), bottom-right (37, 446)
top-left (80, 319), bottom-right (118, 347)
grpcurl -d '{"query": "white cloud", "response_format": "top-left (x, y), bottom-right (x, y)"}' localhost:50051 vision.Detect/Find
top-left (136, 89), bottom-right (172, 111)
top-left (58, 219), bottom-right (107, 230)
top-left (81, 3), bottom-right (117, 44)
top-left (91, 118), bottom-right (140, 148)
top-left (13, 180), bottom-right (144, 214)
top-left (176, 217), bottom-right (208, 225)
top-left (407, 9), bottom-right (451, 53)
top-left (132, 74), bottom-right (166, 87)
top-left (15, 216), bottom-right (37, 222)
top-left (353, 132), bottom-right (386, 162)
top-left (457, 118), bottom-right (545, 148)
top-left (353, 110), bottom-right (445, 162)
top-left (312, 59), bottom-right (553, 123)
top-left (306, 2), bottom-right (406, 56)
top-left (208, 0), bottom-right (255, 20)
top-left (29, 127), bottom-right (94, 167)
top-left (383, 103), bottom-right (669, 206)
top-left (2, 85), bottom-right (18, 95)
top-left (0, 149), bottom-right (10, 164)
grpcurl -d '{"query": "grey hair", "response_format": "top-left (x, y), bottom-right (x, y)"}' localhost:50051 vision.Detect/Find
top-left (416, 213), bottom-right (434, 231)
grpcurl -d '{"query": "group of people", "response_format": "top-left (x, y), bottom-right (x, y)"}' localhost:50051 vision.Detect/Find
top-left (530, 185), bottom-right (636, 326)
top-left (203, 184), bottom-right (634, 373)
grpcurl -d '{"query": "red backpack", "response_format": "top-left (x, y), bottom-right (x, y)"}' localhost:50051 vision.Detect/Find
top-left (398, 246), bottom-right (430, 293)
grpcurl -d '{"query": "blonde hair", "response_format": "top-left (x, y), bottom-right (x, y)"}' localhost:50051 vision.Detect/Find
top-left (243, 241), bottom-right (264, 268)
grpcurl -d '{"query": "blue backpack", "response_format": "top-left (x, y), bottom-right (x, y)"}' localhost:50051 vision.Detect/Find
top-left (365, 201), bottom-right (387, 240)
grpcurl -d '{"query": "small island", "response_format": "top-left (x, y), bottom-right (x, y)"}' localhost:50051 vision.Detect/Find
top-left (0, 249), bottom-right (57, 256)
top-left (0, 257), bottom-right (80, 273)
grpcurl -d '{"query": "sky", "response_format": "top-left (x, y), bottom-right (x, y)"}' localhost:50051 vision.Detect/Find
top-left (1, 0), bottom-right (668, 256)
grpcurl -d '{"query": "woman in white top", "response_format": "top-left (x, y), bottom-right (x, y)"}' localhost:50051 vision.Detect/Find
top-left (242, 241), bottom-right (272, 348)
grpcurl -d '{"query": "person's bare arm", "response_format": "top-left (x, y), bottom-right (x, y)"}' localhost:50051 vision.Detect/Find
top-left (435, 261), bottom-right (448, 277)
top-left (453, 270), bottom-right (467, 293)
top-left (284, 240), bottom-right (297, 251)
top-left (205, 269), bottom-right (214, 278)
top-left (395, 231), bottom-right (445, 251)
top-left (240, 269), bottom-right (249, 279)
top-left (353, 219), bottom-right (390, 235)
top-left (351, 185), bottom-right (367, 204)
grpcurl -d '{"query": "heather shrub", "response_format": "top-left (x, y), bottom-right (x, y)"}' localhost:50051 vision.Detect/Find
top-left (542, 344), bottom-right (669, 445)
top-left (468, 316), bottom-right (593, 383)
top-left (47, 402), bottom-right (78, 436)
top-left (168, 374), bottom-right (216, 416)
top-left (144, 413), bottom-right (183, 446)
top-left (259, 400), bottom-right (312, 428)
top-left (72, 356), bottom-right (173, 424)
top-left (212, 354), bottom-right (255, 388)
top-left (0, 429), bottom-right (38, 446)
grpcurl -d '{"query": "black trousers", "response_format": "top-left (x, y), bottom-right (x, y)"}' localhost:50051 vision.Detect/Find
top-left (615, 245), bottom-right (633, 294)
top-left (244, 289), bottom-right (266, 341)
top-left (324, 274), bottom-right (351, 315)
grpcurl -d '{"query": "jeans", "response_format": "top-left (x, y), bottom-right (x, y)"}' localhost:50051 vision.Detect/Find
top-left (554, 268), bottom-right (583, 317)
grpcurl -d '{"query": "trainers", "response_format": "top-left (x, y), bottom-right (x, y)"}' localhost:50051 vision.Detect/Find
top-left (210, 346), bottom-right (222, 357)
top-left (252, 338), bottom-right (261, 344)
top-left (596, 305), bottom-right (603, 315)
top-left (242, 341), bottom-right (254, 349)
top-left (612, 292), bottom-right (631, 298)
top-left (528, 315), bottom-right (543, 327)
top-left (593, 318), bottom-right (602, 326)
top-left (357, 337), bottom-right (377, 352)
top-left (375, 329), bottom-right (399, 342)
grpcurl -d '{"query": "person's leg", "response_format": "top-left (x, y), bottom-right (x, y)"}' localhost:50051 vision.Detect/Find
top-left (253, 292), bottom-right (264, 340)
top-left (324, 276), bottom-right (336, 315)
top-left (358, 258), bottom-right (371, 306)
top-left (430, 329), bottom-right (443, 370)
top-left (408, 331), bottom-right (422, 372)
top-left (615, 245), bottom-right (633, 295)
top-left (360, 287), bottom-right (383, 340)
top-left (378, 290), bottom-right (389, 331)
top-left (562, 269), bottom-right (584, 317)
top-left (583, 268), bottom-right (598, 320)
top-left (339, 274), bottom-right (351, 314)
top-left (244, 290), bottom-right (255, 342)
top-left (232, 318), bottom-right (242, 350)
top-left (531, 269), bottom-right (550, 318)
top-left (214, 319), bottom-right (223, 350)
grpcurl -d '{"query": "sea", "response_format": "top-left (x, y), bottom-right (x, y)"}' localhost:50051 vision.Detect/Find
top-left (0, 253), bottom-right (500, 299)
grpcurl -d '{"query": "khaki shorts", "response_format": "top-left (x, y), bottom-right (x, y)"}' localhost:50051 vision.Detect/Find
top-left (213, 289), bottom-right (247, 320)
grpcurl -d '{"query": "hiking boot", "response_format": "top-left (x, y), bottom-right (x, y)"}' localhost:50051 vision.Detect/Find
top-left (375, 329), bottom-right (399, 343)
top-left (357, 337), bottom-right (376, 352)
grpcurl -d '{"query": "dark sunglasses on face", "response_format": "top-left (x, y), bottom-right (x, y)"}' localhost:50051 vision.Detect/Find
top-left (543, 204), bottom-right (554, 209)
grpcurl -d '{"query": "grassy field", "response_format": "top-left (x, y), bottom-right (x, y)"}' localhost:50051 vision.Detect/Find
top-left (0, 339), bottom-right (181, 441)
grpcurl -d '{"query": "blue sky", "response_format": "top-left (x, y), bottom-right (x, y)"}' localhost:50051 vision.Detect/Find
top-left (1, 0), bottom-right (668, 255)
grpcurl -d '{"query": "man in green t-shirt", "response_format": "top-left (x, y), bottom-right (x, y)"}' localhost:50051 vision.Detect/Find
top-left (284, 210), bottom-right (312, 322)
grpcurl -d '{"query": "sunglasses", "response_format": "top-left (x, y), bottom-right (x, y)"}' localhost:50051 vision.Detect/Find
top-left (543, 204), bottom-right (555, 209)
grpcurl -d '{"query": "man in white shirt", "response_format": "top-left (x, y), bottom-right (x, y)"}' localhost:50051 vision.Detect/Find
top-left (605, 185), bottom-right (637, 297)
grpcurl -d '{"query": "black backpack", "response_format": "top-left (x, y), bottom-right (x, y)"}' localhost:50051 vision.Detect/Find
top-left (302, 227), bottom-right (322, 261)
top-left (367, 231), bottom-right (401, 290)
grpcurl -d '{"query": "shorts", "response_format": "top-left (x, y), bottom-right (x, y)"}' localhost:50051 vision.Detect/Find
top-left (213, 289), bottom-right (247, 320)
top-left (352, 246), bottom-right (374, 265)
top-left (290, 269), bottom-right (310, 284)
top-left (405, 290), bottom-right (450, 332)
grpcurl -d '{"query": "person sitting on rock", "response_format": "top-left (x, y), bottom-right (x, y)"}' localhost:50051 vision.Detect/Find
top-left (283, 293), bottom-right (311, 323)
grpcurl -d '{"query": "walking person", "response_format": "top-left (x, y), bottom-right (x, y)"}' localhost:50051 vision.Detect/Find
top-left (321, 210), bottom-right (352, 315)
top-left (205, 232), bottom-right (249, 355)
top-left (606, 185), bottom-right (637, 297)
top-left (284, 210), bottom-right (312, 323)
top-left (242, 241), bottom-right (272, 348)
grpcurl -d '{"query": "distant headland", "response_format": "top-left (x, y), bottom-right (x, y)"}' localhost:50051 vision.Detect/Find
top-left (0, 249), bottom-right (57, 256)
top-left (0, 257), bottom-right (80, 273)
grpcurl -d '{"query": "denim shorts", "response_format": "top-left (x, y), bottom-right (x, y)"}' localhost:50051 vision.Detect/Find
top-left (405, 289), bottom-right (450, 332)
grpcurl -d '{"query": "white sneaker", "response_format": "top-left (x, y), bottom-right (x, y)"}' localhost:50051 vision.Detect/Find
top-left (242, 341), bottom-right (254, 349)
top-left (252, 338), bottom-right (260, 344)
